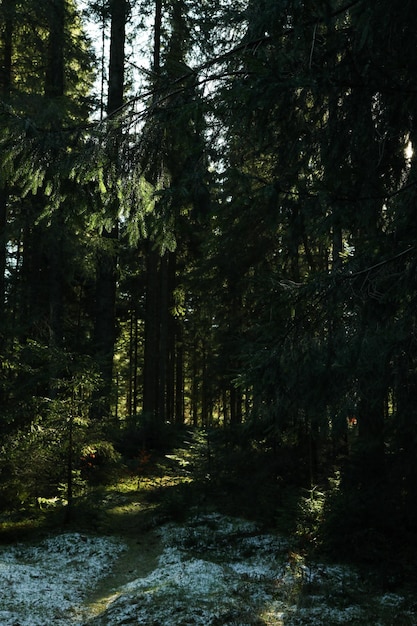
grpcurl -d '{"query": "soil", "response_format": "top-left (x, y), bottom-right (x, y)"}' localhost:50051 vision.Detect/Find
top-left (84, 530), bottom-right (163, 618)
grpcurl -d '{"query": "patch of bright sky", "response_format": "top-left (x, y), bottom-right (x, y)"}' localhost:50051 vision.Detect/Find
top-left (405, 139), bottom-right (413, 162)
top-left (76, 0), bottom-right (152, 120)
top-left (75, 0), bottom-right (249, 111)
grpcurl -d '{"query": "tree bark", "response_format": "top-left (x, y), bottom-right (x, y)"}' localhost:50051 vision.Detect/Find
top-left (143, 245), bottom-right (161, 419)
top-left (175, 319), bottom-right (184, 423)
top-left (142, 0), bottom-right (164, 421)
top-left (45, 0), bottom-right (65, 102)
top-left (44, 0), bottom-right (66, 398)
top-left (91, 0), bottom-right (127, 419)
top-left (0, 0), bottom-right (15, 344)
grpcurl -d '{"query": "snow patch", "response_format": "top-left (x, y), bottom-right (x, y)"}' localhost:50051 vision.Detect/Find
top-left (0, 516), bottom-right (415, 625)
top-left (0, 532), bottom-right (125, 625)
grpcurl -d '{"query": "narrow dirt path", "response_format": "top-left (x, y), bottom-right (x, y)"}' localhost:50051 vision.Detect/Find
top-left (83, 530), bottom-right (163, 619)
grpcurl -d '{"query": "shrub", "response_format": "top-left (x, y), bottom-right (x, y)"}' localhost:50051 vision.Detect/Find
top-left (79, 440), bottom-right (122, 485)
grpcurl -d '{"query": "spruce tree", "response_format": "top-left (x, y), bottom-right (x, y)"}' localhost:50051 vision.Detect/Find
top-left (90, 0), bottom-right (128, 421)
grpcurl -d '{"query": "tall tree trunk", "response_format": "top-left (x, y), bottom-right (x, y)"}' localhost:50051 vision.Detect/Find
top-left (166, 252), bottom-right (177, 421)
top-left (132, 310), bottom-right (139, 416)
top-left (127, 306), bottom-right (139, 416)
top-left (127, 308), bottom-right (134, 416)
top-left (158, 250), bottom-right (177, 421)
top-left (0, 190), bottom-right (7, 331)
top-left (107, 0), bottom-right (126, 117)
top-left (230, 386), bottom-right (243, 425)
top-left (143, 245), bottom-right (161, 418)
top-left (93, 241), bottom-right (118, 416)
top-left (142, 0), bottom-right (163, 421)
top-left (153, 0), bottom-right (162, 74)
top-left (354, 299), bottom-right (387, 493)
top-left (158, 253), bottom-right (169, 419)
top-left (0, 0), bottom-right (15, 345)
top-left (175, 318), bottom-right (184, 423)
top-left (348, 90), bottom-right (389, 500)
top-left (191, 342), bottom-right (199, 426)
top-left (92, 0), bottom-right (126, 419)
top-left (45, 0), bottom-right (65, 102)
top-left (44, 0), bottom-right (66, 398)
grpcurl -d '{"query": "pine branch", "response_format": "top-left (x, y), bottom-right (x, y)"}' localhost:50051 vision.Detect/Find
top-left (346, 246), bottom-right (415, 280)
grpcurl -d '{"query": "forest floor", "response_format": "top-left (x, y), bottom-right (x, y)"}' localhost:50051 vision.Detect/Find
top-left (0, 505), bottom-right (416, 625)
top-left (1, 452), bottom-right (417, 625)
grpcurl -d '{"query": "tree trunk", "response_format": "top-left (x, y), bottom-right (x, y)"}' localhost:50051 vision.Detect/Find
top-left (0, 190), bottom-right (7, 330)
top-left (153, 0), bottom-right (162, 74)
top-left (175, 319), bottom-right (184, 423)
top-left (143, 245), bottom-right (161, 418)
top-left (166, 252), bottom-right (177, 421)
top-left (142, 0), bottom-right (164, 421)
top-left (45, 0), bottom-right (65, 102)
top-left (91, 0), bottom-right (126, 419)
top-left (107, 0), bottom-right (126, 117)
top-left (44, 0), bottom-right (65, 398)
top-left (142, 248), bottom-right (177, 422)
top-left (93, 242), bottom-right (118, 416)
top-left (158, 253), bottom-right (169, 419)
top-left (0, 0), bottom-right (14, 347)
top-left (127, 306), bottom-right (140, 417)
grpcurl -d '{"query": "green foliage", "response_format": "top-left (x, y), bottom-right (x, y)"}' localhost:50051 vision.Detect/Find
top-left (2, 0), bottom-right (417, 575)
top-left (0, 413), bottom-right (68, 509)
top-left (116, 413), bottom-right (182, 459)
top-left (294, 487), bottom-right (326, 548)
top-left (80, 440), bottom-right (122, 485)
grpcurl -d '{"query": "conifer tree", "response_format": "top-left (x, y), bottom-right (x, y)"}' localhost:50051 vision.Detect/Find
top-left (0, 0), bottom-right (95, 424)
top-left (140, 0), bottom-right (211, 423)
top-left (0, 0), bottom-right (14, 341)
top-left (91, 0), bottom-right (128, 420)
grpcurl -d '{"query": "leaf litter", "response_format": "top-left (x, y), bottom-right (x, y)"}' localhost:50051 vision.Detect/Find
top-left (0, 512), bottom-right (415, 625)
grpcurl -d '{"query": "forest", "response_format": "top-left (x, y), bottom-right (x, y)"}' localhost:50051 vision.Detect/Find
top-left (1, 0), bottom-right (417, 585)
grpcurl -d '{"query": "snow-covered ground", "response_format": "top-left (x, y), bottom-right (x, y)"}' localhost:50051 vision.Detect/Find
top-left (0, 513), bottom-right (415, 625)
top-left (0, 532), bottom-right (125, 625)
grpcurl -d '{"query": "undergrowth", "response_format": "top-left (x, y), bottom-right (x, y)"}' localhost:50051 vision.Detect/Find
top-left (1, 424), bottom-right (417, 597)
